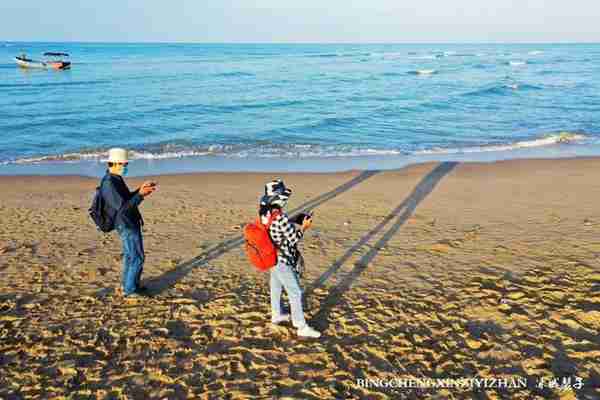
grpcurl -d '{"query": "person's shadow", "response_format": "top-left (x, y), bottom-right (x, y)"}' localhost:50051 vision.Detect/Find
top-left (134, 170), bottom-right (380, 297)
top-left (305, 162), bottom-right (458, 332)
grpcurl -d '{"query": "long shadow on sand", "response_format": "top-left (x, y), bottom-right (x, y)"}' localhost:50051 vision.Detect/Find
top-left (308, 162), bottom-right (457, 331)
top-left (123, 170), bottom-right (381, 297)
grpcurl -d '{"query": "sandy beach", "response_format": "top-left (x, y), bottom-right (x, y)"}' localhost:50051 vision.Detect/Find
top-left (1, 158), bottom-right (600, 399)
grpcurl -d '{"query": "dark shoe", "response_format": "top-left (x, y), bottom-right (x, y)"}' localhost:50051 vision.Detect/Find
top-left (136, 286), bottom-right (149, 293)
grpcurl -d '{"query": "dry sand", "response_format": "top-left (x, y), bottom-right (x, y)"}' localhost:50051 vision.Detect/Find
top-left (1, 158), bottom-right (600, 399)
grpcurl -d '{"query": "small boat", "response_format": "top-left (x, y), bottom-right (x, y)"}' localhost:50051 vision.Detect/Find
top-left (15, 52), bottom-right (71, 70)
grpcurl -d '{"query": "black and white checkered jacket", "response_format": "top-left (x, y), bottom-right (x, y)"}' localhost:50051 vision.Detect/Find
top-left (264, 211), bottom-right (303, 270)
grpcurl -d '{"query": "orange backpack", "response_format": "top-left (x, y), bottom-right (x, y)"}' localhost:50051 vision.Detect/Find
top-left (244, 210), bottom-right (281, 271)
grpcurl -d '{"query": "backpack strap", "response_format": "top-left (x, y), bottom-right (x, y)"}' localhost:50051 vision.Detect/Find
top-left (255, 209), bottom-right (281, 228)
top-left (265, 210), bottom-right (281, 249)
top-left (97, 173), bottom-right (109, 190)
top-left (266, 209), bottom-right (281, 227)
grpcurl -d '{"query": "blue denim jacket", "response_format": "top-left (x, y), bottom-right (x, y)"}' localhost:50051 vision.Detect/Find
top-left (100, 171), bottom-right (144, 229)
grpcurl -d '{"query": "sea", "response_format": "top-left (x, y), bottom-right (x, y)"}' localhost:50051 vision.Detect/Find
top-left (1, 42), bottom-right (599, 176)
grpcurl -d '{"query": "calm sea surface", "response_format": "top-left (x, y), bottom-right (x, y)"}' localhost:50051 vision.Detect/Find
top-left (1, 42), bottom-right (599, 174)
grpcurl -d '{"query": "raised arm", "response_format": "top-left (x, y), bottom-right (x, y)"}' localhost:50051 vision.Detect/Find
top-left (101, 178), bottom-right (143, 219)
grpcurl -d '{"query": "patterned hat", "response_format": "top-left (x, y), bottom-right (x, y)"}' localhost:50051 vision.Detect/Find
top-left (261, 179), bottom-right (292, 208)
top-left (265, 179), bottom-right (292, 197)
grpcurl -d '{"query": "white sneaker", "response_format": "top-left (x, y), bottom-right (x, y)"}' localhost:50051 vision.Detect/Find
top-left (271, 314), bottom-right (291, 325)
top-left (297, 325), bottom-right (321, 338)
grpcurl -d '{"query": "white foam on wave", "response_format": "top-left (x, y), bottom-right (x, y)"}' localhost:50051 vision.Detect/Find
top-left (4, 148), bottom-right (218, 165)
top-left (3, 145), bottom-right (405, 165)
top-left (228, 146), bottom-right (403, 158)
top-left (128, 149), bottom-right (214, 160)
top-left (415, 132), bottom-right (588, 155)
top-left (407, 68), bottom-right (438, 76)
top-left (509, 61), bottom-right (527, 66)
top-left (411, 55), bottom-right (437, 60)
top-left (8, 152), bottom-right (106, 164)
top-left (3, 133), bottom-right (590, 165)
top-left (528, 51), bottom-right (544, 55)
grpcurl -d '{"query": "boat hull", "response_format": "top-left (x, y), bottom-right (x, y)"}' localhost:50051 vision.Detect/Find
top-left (14, 57), bottom-right (71, 70)
top-left (15, 57), bottom-right (46, 69)
top-left (48, 61), bottom-right (71, 70)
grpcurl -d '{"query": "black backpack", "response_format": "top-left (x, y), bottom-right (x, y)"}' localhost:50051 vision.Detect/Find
top-left (89, 176), bottom-right (115, 233)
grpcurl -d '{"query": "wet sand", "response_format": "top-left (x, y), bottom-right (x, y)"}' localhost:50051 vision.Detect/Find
top-left (1, 158), bottom-right (600, 399)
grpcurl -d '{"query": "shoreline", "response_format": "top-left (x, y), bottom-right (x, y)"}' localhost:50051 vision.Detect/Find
top-left (1, 155), bottom-right (600, 182)
top-left (2, 142), bottom-right (600, 178)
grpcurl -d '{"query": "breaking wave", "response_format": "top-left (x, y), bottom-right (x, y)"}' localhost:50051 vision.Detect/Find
top-left (3, 133), bottom-right (590, 165)
top-left (2, 144), bottom-right (404, 165)
top-left (415, 132), bottom-right (588, 155)
top-left (409, 69), bottom-right (437, 75)
top-left (461, 82), bottom-right (543, 97)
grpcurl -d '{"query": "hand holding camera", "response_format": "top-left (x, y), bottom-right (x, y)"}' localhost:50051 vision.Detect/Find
top-left (140, 181), bottom-right (157, 197)
top-left (301, 211), bottom-right (314, 232)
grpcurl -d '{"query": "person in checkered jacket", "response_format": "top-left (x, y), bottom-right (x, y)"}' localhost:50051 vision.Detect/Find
top-left (259, 179), bottom-right (321, 338)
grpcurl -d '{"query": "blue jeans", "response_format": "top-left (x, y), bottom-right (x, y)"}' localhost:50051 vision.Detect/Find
top-left (270, 258), bottom-right (306, 328)
top-left (116, 225), bottom-right (145, 295)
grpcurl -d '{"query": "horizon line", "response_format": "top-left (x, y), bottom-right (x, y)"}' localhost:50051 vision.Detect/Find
top-left (2, 40), bottom-right (600, 45)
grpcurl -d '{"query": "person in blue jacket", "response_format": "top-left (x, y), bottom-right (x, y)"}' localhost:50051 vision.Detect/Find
top-left (100, 148), bottom-right (156, 297)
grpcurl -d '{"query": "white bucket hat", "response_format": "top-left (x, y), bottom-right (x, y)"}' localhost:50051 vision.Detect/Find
top-left (107, 148), bottom-right (129, 163)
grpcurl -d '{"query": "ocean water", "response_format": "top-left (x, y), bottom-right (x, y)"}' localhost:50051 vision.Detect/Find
top-left (1, 42), bottom-right (599, 175)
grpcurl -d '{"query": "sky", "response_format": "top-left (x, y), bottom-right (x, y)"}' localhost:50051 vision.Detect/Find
top-left (1, 0), bottom-right (599, 43)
